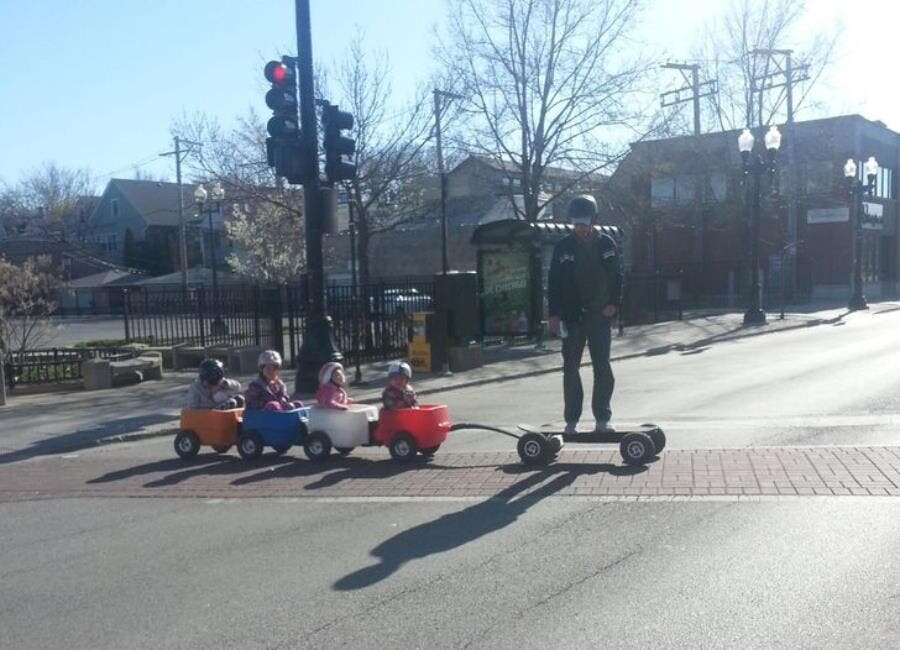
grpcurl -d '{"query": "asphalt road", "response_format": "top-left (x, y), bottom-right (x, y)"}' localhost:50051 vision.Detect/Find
top-left (3, 307), bottom-right (900, 648)
top-left (2, 496), bottom-right (897, 649)
top-left (443, 306), bottom-right (900, 451)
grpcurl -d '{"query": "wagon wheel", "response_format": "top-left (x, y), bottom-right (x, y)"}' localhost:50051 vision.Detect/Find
top-left (174, 431), bottom-right (200, 459)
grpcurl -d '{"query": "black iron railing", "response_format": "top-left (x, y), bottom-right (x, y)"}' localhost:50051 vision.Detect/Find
top-left (3, 347), bottom-right (138, 390)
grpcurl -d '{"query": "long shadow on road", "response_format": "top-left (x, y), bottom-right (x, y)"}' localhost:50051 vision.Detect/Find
top-left (333, 461), bottom-right (646, 591)
top-left (0, 413), bottom-right (175, 466)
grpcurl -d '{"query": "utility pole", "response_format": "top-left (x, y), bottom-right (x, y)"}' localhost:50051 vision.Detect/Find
top-left (660, 62), bottom-right (716, 137)
top-left (433, 88), bottom-right (463, 275)
top-left (660, 62), bottom-right (717, 276)
top-left (160, 136), bottom-right (199, 293)
top-left (293, 0), bottom-right (342, 393)
top-left (751, 49), bottom-right (809, 300)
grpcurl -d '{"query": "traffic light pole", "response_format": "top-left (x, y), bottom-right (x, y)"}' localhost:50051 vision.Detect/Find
top-left (294, 0), bottom-right (342, 394)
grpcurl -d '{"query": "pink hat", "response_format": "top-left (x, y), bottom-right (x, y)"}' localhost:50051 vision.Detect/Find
top-left (318, 361), bottom-right (344, 385)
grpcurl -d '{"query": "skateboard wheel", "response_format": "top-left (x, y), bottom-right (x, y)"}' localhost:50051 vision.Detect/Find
top-left (517, 432), bottom-right (551, 465)
top-left (212, 444), bottom-right (231, 454)
top-left (335, 447), bottom-right (354, 457)
top-left (304, 431), bottom-right (332, 462)
top-left (174, 431), bottom-right (200, 459)
top-left (619, 432), bottom-right (656, 466)
top-left (548, 435), bottom-right (564, 453)
top-left (648, 428), bottom-right (666, 454)
top-left (238, 431), bottom-right (264, 460)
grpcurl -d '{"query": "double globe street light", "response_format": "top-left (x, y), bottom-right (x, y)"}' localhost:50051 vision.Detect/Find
top-left (194, 181), bottom-right (228, 336)
top-left (738, 124), bottom-right (782, 326)
top-left (843, 156), bottom-right (879, 311)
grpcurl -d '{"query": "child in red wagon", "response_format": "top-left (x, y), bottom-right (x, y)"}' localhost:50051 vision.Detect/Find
top-left (186, 358), bottom-right (244, 410)
top-left (315, 361), bottom-right (353, 410)
top-left (381, 360), bottom-right (419, 410)
top-left (244, 350), bottom-right (304, 411)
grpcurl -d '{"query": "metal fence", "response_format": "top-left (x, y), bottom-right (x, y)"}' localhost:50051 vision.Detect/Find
top-left (286, 279), bottom-right (435, 366)
top-left (122, 285), bottom-right (283, 351)
top-left (3, 347), bottom-right (138, 390)
top-left (122, 279), bottom-right (435, 367)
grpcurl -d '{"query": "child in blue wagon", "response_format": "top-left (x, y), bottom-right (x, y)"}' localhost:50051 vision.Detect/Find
top-left (315, 361), bottom-right (353, 410)
top-left (186, 358), bottom-right (244, 410)
top-left (244, 350), bottom-right (304, 411)
top-left (381, 360), bottom-right (419, 410)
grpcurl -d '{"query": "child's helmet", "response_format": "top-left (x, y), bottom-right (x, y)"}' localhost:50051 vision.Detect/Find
top-left (258, 350), bottom-right (283, 369)
top-left (388, 360), bottom-right (412, 379)
top-left (198, 358), bottom-right (225, 384)
top-left (318, 361), bottom-right (344, 385)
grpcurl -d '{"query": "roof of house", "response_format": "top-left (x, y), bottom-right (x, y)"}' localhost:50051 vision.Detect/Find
top-left (106, 178), bottom-right (199, 228)
top-left (133, 266), bottom-right (246, 287)
top-left (453, 154), bottom-right (608, 184)
top-left (630, 113), bottom-right (900, 151)
top-left (63, 269), bottom-right (145, 288)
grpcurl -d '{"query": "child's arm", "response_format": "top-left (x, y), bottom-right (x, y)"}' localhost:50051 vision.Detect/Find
top-left (243, 381), bottom-right (265, 410)
top-left (185, 382), bottom-right (206, 409)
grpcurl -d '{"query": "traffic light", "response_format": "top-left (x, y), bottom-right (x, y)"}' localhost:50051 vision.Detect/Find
top-left (263, 57), bottom-right (309, 184)
top-left (322, 103), bottom-right (357, 183)
top-left (264, 58), bottom-right (298, 139)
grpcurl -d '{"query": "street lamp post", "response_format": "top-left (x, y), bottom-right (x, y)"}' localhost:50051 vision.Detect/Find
top-left (347, 197), bottom-right (365, 386)
top-left (433, 88), bottom-right (464, 274)
top-left (194, 181), bottom-right (228, 336)
top-left (843, 156), bottom-right (879, 311)
top-left (738, 125), bottom-right (782, 326)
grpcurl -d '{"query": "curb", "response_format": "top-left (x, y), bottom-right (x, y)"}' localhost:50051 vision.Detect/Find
top-left (13, 316), bottom-right (823, 457)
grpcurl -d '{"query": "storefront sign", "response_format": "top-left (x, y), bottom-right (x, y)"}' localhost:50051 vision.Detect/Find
top-left (806, 207), bottom-right (849, 224)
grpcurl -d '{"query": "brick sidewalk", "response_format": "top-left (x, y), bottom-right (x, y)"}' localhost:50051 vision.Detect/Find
top-left (1, 446), bottom-right (898, 502)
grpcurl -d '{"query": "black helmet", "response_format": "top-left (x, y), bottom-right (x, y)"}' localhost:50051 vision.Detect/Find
top-left (198, 358), bottom-right (225, 384)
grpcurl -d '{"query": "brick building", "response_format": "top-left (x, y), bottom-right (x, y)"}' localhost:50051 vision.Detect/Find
top-left (608, 114), bottom-right (900, 303)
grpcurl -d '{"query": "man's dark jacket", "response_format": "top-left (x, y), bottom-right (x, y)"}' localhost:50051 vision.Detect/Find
top-left (547, 232), bottom-right (623, 324)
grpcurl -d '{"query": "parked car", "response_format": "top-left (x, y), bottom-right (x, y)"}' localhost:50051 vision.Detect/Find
top-left (375, 288), bottom-right (433, 315)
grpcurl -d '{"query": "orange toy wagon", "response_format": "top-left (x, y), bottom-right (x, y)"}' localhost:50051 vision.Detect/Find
top-left (174, 408), bottom-right (244, 459)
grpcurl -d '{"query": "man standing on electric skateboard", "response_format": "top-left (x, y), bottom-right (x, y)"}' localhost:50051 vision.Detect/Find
top-left (547, 194), bottom-right (622, 435)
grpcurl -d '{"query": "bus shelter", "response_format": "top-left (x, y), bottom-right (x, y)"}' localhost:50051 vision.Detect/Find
top-left (471, 219), bottom-right (622, 338)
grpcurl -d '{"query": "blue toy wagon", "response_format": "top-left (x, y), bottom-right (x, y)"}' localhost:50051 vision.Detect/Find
top-left (237, 407), bottom-right (310, 460)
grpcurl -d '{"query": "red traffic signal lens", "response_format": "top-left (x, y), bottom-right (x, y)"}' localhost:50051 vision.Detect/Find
top-left (264, 61), bottom-right (291, 85)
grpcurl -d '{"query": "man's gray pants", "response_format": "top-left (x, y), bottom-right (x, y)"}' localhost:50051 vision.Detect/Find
top-left (561, 311), bottom-right (614, 425)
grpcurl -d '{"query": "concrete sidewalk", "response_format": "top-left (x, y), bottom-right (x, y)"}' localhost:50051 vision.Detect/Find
top-left (0, 305), bottom-right (882, 463)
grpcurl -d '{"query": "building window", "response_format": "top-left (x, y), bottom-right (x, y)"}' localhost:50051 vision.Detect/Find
top-left (650, 176), bottom-right (675, 206)
top-left (675, 174), bottom-right (695, 202)
top-left (853, 162), bottom-right (894, 199)
top-left (805, 161), bottom-right (833, 195)
top-left (110, 199), bottom-right (119, 218)
top-left (708, 173), bottom-right (726, 201)
top-left (651, 175), bottom-right (702, 206)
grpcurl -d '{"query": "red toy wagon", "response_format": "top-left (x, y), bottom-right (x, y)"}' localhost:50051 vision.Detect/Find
top-left (371, 404), bottom-right (451, 461)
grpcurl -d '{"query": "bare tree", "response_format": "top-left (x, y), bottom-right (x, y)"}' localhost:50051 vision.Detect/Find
top-left (0, 163), bottom-right (95, 240)
top-left (332, 37), bottom-right (434, 285)
top-left (438, 0), bottom-right (652, 222)
top-left (0, 255), bottom-right (59, 366)
top-left (694, 0), bottom-right (840, 131)
top-left (172, 110), bottom-right (308, 282)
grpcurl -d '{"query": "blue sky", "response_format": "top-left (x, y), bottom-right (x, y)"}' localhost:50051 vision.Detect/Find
top-left (0, 0), bottom-right (894, 191)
